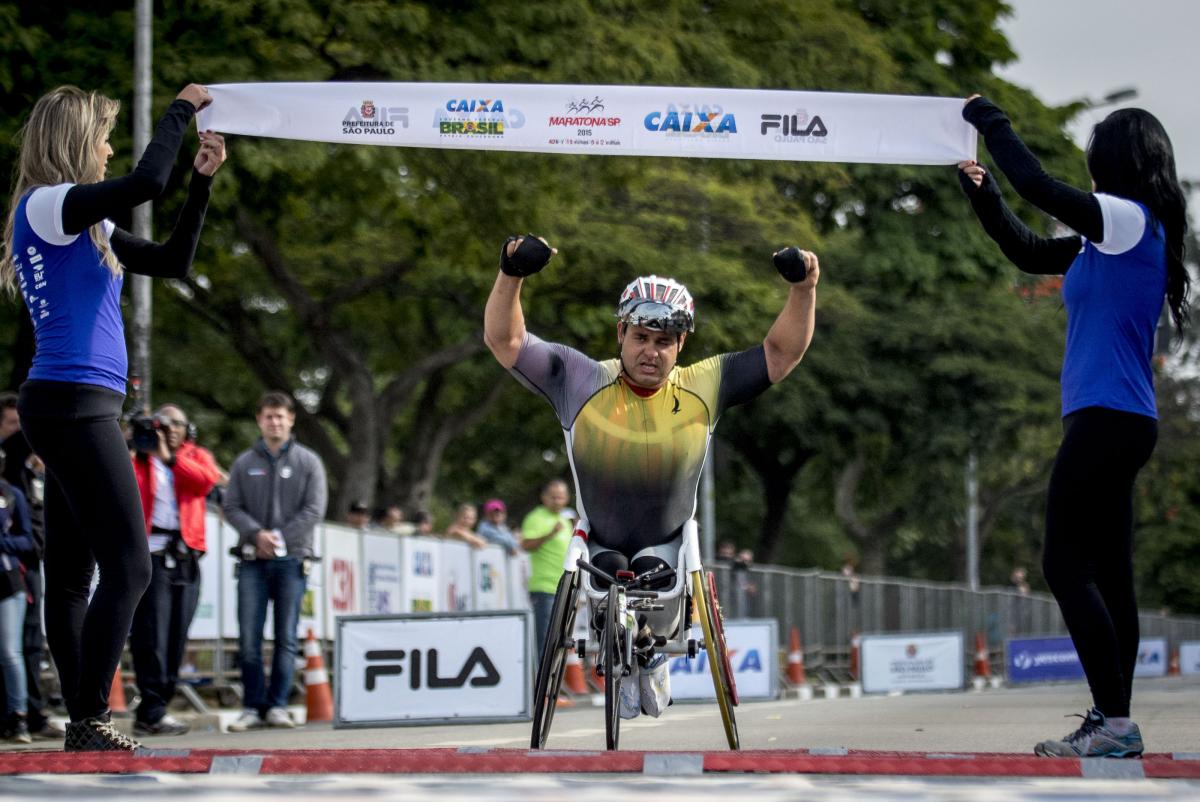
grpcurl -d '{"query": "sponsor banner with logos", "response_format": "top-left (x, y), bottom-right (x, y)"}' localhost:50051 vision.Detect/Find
top-left (508, 552), bottom-right (533, 611)
top-left (188, 512), bottom-right (222, 639)
top-left (334, 611), bottom-right (533, 727)
top-left (861, 632), bottom-right (964, 693)
top-left (1135, 637), bottom-right (1168, 678)
top-left (199, 82), bottom-right (975, 165)
top-left (667, 619), bottom-right (778, 701)
top-left (441, 541), bottom-right (475, 612)
top-left (1181, 641), bottom-right (1200, 676)
top-left (362, 533), bottom-right (403, 614)
top-left (400, 536), bottom-right (442, 613)
top-left (1006, 636), bottom-right (1083, 683)
top-left (472, 545), bottom-right (509, 611)
top-left (324, 525), bottom-right (362, 620)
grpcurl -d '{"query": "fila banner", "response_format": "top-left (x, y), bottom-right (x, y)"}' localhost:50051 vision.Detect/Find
top-left (197, 82), bottom-right (976, 166)
top-left (334, 611), bottom-right (533, 728)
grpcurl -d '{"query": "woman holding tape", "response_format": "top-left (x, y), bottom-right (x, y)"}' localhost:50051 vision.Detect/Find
top-left (1, 84), bottom-right (225, 751)
top-left (958, 95), bottom-right (1187, 758)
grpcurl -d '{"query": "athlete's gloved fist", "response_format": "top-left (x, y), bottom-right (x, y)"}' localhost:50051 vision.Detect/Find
top-left (772, 246), bottom-right (810, 283)
top-left (500, 234), bottom-right (555, 277)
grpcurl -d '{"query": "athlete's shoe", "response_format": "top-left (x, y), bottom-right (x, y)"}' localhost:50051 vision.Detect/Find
top-left (134, 714), bottom-right (190, 737)
top-left (64, 716), bottom-right (141, 752)
top-left (618, 663), bottom-right (642, 719)
top-left (639, 652), bottom-right (671, 718)
top-left (1034, 708), bottom-right (1144, 758)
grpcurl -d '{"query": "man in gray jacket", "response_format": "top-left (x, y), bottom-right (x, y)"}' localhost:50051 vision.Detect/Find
top-left (223, 392), bottom-right (327, 731)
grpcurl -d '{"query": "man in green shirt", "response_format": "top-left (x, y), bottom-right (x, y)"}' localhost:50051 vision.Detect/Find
top-left (522, 479), bottom-right (572, 660)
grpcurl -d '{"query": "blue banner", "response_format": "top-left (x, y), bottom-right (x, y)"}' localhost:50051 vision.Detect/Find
top-left (1006, 636), bottom-right (1085, 683)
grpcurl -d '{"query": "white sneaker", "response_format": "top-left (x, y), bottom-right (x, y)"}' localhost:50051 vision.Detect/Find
top-left (618, 663), bottom-right (642, 720)
top-left (227, 709), bottom-right (265, 732)
top-left (639, 653), bottom-right (671, 718)
top-left (265, 707), bottom-right (296, 728)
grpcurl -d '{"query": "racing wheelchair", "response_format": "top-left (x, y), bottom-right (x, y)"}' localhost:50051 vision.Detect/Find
top-left (530, 519), bottom-right (739, 751)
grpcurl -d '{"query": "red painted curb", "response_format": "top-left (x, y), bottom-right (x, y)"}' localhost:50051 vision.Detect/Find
top-left (0, 748), bottom-right (1194, 778)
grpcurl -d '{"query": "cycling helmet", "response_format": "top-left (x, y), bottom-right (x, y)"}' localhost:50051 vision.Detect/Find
top-left (615, 275), bottom-right (695, 333)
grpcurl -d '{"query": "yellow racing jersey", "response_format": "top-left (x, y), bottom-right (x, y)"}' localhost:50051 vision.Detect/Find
top-left (510, 333), bottom-right (772, 556)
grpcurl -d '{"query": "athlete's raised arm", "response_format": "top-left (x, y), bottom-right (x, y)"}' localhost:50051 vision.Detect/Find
top-left (483, 234), bottom-right (556, 369)
top-left (762, 247), bottom-right (820, 383)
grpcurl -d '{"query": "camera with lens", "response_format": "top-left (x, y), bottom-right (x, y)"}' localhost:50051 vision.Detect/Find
top-left (128, 413), bottom-right (164, 454)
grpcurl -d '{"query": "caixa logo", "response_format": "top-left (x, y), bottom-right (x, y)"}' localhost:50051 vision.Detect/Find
top-left (364, 647), bottom-right (500, 690)
top-left (644, 105), bottom-right (737, 135)
top-left (761, 112), bottom-right (827, 140)
top-left (669, 648), bottom-right (762, 674)
top-left (435, 98), bottom-right (526, 134)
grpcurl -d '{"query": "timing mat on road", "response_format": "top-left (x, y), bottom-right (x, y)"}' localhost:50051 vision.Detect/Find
top-left (1, 748), bottom-right (1198, 779)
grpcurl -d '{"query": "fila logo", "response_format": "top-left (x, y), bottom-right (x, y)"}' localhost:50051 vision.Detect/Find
top-left (760, 113), bottom-right (828, 137)
top-left (364, 647), bottom-right (500, 690)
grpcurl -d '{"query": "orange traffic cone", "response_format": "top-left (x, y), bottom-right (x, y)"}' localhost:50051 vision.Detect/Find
top-left (1168, 648), bottom-right (1181, 676)
top-left (588, 664), bottom-right (606, 693)
top-left (303, 629), bottom-right (334, 723)
top-left (786, 627), bottom-right (807, 686)
top-left (973, 631), bottom-right (991, 679)
top-left (849, 631), bottom-right (861, 681)
top-left (563, 649), bottom-right (588, 695)
top-left (109, 669), bottom-right (128, 716)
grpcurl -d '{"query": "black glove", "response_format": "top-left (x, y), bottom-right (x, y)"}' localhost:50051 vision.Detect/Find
top-left (772, 247), bottom-right (809, 283)
top-left (499, 234), bottom-right (553, 277)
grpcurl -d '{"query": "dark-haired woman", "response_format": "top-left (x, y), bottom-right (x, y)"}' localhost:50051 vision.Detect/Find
top-left (958, 95), bottom-right (1188, 758)
top-left (1, 84), bottom-right (225, 751)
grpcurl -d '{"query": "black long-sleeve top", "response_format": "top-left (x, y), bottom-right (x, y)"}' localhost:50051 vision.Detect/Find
top-left (60, 98), bottom-right (211, 278)
top-left (960, 97), bottom-right (1101, 275)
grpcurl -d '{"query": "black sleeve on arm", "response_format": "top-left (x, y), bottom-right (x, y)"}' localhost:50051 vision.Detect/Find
top-left (959, 169), bottom-right (1081, 276)
top-left (716, 344), bottom-right (772, 413)
top-left (963, 97), bottom-right (1103, 242)
top-left (110, 170), bottom-right (213, 278)
top-left (60, 99), bottom-right (196, 236)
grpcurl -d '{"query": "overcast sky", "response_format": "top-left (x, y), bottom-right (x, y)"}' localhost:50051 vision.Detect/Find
top-left (996, 0), bottom-right (1200, 189)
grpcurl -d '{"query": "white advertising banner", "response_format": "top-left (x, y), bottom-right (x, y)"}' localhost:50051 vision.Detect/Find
top-left (441, 541), bottom-right (475, 613)
top-left (362, 533), bottom-right (403, 614)
top-left (198, 82), bottom-right (976, 166)
top-left (507, 552), bottom-right (532, 611)
top-left (322, 524), bottom-right (362, 625)
top-left (188, 512), bottom-right (222, 640)
top-left (472, 545), bottom-right (508, 611)
top-left (667, 619), bottom-right (777, 701)
top-left (334, 612), bottom-right (533, 727)
top-left (1135, 637), bottom-right (1168, 678)
top-left (1180, 641), bottom-right (1200, 676)
top-left (217, 516), bottom-right (241, 640)
top-left (400, 536), bottom-right (441, 613)
top-left (861, 632), bottom-right (964, 693)
top-left (297, 525), bottom-right (326, 641)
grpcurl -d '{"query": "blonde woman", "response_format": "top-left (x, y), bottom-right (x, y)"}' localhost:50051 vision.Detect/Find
top-left (444, 502), bottom-right (487, 549)
top-left (1, 84), bottom-right (224, 751)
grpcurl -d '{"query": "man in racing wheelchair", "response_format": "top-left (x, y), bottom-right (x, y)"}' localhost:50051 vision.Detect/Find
top-left (484, 233), bottom-right (818, 729)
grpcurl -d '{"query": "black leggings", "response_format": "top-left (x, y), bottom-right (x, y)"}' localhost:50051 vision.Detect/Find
top-left (18, 381), bottom-right (151, 722)
top-left (1043, 406), bottom-right (1156, 719)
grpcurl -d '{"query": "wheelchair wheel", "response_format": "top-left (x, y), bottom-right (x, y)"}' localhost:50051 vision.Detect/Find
top-left (603, 583), bottom-right (621, 751)
top-left (530, 570), bottom-right (580, 749)
top-left (693, 570), bottom-right (739, 750)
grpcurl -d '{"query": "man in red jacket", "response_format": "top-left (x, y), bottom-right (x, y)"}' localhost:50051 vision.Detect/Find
top-left (129, 404), bottom-right (221, 736)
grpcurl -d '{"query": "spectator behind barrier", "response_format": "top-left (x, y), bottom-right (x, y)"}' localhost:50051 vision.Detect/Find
top-left (443, 502), bottom-right (487, 549)
top-left (0, 446), bottom-right (35, 743)
top-left (476, 498), bottom-right (520, 556)
top-left (345, 500), bottom-right (370, 532)
top-left (521, 479), bottom-right (572, 661)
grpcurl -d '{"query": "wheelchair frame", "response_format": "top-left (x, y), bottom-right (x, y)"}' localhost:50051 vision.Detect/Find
top-left (529, 519), bottom-right (740, 751)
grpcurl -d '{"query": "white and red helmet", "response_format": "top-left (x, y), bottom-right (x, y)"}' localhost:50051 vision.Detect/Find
top-left (615, 275), bottom-right (695, 334)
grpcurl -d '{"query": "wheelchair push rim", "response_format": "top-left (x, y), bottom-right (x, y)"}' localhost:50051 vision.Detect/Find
top-left (529, 570), bottom-right (580, 749)
top-left (693, 570), bottom-right (740, 750)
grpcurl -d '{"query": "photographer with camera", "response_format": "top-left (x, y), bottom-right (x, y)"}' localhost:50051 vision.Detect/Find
top-left (128, 404), bottom-right (220, 736)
